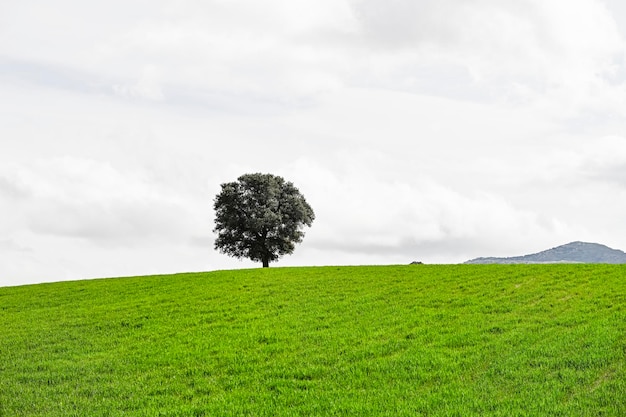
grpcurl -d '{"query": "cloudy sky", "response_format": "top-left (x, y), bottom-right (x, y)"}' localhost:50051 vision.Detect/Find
top-left (2, 0), bottom-right (626, 286)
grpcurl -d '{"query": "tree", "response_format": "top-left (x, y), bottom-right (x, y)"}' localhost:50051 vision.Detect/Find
top-left (213, 173), bottom-right (315, 267)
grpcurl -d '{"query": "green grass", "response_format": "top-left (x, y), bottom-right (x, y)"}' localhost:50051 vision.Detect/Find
top-left (0, 264), bottom-right (625, 416)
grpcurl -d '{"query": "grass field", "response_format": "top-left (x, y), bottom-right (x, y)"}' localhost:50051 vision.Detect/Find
top-left (0, 264), bottom-right (625, 416)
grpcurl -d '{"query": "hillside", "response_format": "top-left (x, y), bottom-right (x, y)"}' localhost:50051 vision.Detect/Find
top-left (465, 241), bottom-right (626, 264)
top-left (1, 265), bottom-right (625, 416)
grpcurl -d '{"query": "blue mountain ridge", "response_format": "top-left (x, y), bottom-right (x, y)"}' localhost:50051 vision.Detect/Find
top-left (465, 241), bottom-right (626, 264)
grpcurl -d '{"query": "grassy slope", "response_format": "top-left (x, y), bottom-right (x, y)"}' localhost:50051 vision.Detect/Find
top-left (0, 265), bottom-right (625, 416)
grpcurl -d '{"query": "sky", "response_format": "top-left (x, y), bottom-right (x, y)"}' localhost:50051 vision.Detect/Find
top-left (2, 0), bottom-right (626, 286)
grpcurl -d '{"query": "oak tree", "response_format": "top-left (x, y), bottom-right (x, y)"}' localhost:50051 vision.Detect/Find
top-left (213, 173), bottom-right (315, 267)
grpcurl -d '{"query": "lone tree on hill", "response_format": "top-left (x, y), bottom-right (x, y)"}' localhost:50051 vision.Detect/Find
top-left (213, 173), bottom-right (315, 267)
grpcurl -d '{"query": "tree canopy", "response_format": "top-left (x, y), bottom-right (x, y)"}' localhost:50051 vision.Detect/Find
top-left (213, 173), bottom-right (315, 267)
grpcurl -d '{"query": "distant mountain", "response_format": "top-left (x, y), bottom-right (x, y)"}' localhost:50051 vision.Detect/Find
top-left (465, 241), bottom-right (626, 264)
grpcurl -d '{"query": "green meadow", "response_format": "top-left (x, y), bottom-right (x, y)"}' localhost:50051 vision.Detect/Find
top-left (0, 265), bottom-right (625, 416)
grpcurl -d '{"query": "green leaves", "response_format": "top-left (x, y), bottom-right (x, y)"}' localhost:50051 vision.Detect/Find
top-left (213, 173), bottom-right (314, 267)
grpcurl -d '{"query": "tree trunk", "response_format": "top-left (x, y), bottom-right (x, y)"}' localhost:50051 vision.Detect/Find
top-left (261, 229), bottom-right (269, 268)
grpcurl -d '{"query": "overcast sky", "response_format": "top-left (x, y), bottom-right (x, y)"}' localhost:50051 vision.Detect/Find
top-left (2, 0), bottom-right (626, 286)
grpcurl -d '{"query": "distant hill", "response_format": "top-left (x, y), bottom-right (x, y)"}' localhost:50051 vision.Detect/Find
top-left (465, 241), bottom-right (626, 264)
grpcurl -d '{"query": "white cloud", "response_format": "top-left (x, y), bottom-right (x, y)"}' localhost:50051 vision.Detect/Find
top-left (4, 0), bottom-right (623, 115)
top-left (351, 0), bottom-right (622, 81)
top-left (2, 0), bottom-right (626, 284)
top-left (285, 154), bottom-right (575, 263)
top-left (347, 0), bottom-right (626, 124)
top-left (113, 65), bottom-right (164, 100)
top-left (0, 154), bottom-right (219, 286)
top-left (0, 157), bottom-right (197, 246)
